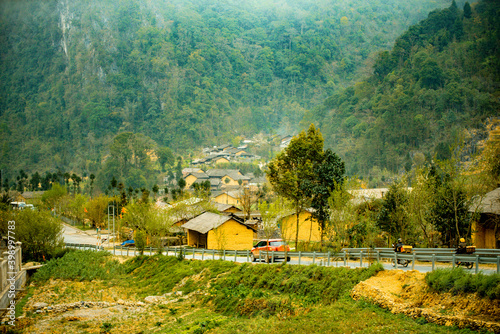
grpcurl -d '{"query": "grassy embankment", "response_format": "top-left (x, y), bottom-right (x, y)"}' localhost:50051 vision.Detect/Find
top-left (9, 251), bottom-right (488, 333)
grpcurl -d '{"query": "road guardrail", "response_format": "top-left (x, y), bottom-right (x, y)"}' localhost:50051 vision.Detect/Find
top-left (64, 243), bottom-right (500, 274)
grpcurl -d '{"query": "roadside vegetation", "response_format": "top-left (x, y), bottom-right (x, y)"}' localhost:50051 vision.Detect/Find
top-left (426, 267), bottom-right (500, 300)
top-left (14, 250), bottom-right (484, 333)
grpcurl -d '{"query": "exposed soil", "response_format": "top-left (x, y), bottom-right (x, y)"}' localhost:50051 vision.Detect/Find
top-left (351, 270), bottom-right (500, 332)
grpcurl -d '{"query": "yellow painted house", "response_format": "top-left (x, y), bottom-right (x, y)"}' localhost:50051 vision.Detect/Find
top-left (206, 169), bottom-right (250, 187)
top-left (280, 209), bottom-right (322, 243)
top-left (470, 187), bottom-right (500, 249)
top-left (214, 157), bottom-right (230, 164)
top-left (182, 212), bottom-right (256, 250)
top-left (213, 202), bottom-right (242, 214)
top-left (184, 172), bottom-right (209, 189)
top-left (214, 191), bottom-right (240, 206)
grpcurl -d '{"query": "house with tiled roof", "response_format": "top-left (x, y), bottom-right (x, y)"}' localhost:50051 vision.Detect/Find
top-left (206, 169), bottom-right (250, 187)
top-left (182, 212), bottom-right (256, 250)
top-left (470, 187), bottom-right (500, 249)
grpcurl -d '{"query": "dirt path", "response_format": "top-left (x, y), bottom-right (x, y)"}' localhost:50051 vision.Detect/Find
top-left (351, 270), bottom-right (500, 332)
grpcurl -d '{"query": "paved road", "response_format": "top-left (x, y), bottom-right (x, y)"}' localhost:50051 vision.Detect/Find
top-left (100, 247), bottom-right (496, 274)
top-left (63, 225), bottom-right (496, 275)
top-left (62, 224), bottom-right (99, 244)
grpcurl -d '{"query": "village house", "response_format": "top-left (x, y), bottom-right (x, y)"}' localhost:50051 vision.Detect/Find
top-left (182, 212), bottom-right (256, 250)
top-left (206, 169), bottom-right (250, 187)
top-left (182, 167), bottom-right (204, 177)
top-left (184, 172), bottom-right (209, 189)
top-left (212, 202), bottom-right (242, 214)
top-left (280, 209), bottom-right (322, 243)
top-left (470, 187), bottom-right (500, 249)
top-left (212, 190), bottom-right (241, 206)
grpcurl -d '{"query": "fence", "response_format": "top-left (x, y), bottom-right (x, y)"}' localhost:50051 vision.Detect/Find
top-left (65, 243), bottom-right (103, 251)
top-left (64, 243), bottom-right (500, 274)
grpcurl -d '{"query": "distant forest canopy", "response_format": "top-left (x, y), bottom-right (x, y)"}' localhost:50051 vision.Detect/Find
top-left (0, 0), bottom-right (453, 179)
top-left (309, 0), bottom-right (500, 177)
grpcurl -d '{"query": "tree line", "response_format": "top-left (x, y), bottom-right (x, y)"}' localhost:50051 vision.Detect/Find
top-left (0, 0), bottom-right (451, 179)
top-left (266, 124), bottom-right (499, 251)
top-left (307, 0), bottom-right (500, 182)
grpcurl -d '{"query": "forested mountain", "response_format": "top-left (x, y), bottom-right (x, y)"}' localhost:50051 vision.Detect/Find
top-left (0, 0), bottom-right (451, 179)
top-left (308, 0), bottom-right (499, 179)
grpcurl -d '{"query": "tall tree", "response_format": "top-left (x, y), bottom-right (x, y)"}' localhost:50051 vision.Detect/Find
top-left (86, 195), bottom-right (110, 228)
top-left (463, 2), bottom-right (472, 19)
top-left (156, 147), bottom-right (175, 172)
top-left (309, 149), bottom-right (345, 243)
top-left (267, 124), bottom-right (324, 249)
top-left (376, 180), bottom-right (412, 244)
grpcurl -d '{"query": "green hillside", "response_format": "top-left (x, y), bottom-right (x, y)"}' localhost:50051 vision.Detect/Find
top-left (309, 0), bottom-right (499, 178)
top-left (0, 0), bottom-right (451, 178)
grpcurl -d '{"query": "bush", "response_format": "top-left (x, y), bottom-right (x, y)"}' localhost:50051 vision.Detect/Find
top-left (425, 267), bottom-right (500, 300)
top-left (32, 250), bottom-right (122, 283)
top-left (135, 230), bottom-right (146, 255)
top-left (4, 209), bottom-right (65, 262)
top-left (207, 262), bottom-right (384, 316)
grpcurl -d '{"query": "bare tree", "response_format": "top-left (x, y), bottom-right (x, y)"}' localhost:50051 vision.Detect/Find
top-left (238, 187), bottom-right (257, 221)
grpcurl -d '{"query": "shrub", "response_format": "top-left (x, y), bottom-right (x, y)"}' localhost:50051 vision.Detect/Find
top-left (32, 250), bottom-right (122, 283)
top-left (425, 267), bottom-right (500, 300)
top-left (2, 209), bottom-right (65, 262)
top-left (207, 262), bottom-right (384, 316)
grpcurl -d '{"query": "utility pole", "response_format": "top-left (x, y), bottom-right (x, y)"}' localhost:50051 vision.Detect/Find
top-left (112, 202), bottom-right (115, 247)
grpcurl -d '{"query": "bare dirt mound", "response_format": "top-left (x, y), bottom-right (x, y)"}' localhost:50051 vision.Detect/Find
top-left (351, 270), bottom-right (500, 332)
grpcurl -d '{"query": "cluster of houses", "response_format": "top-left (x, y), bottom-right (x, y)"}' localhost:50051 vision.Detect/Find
top-left (192, 144), bottom-right (261, 165)
top-left (180, 167), bottom-right (266, 205)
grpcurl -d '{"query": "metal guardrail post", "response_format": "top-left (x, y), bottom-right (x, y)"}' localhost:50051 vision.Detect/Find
top-left (193, 249), bottom-right (195, 259)
top-left (475, 255), bottom-right (479, 274)
top-left (113, 246), bottom-right (115, 255)
top-left (412, 253), bottom-right (415, 270)
top-left (246, 250), bottom-right (249, 263)
top-left (394, 252), bottom-right (398, 268)
top-left (212, 249), bottom-right (215, 260)
top-left (452, 254), bottom-right (456, 268)
top-left (298, 251), bottom-right (301, 265)
top-left (432, 254), bottom-right (435, 271)
top-left (360, 251), bottom-right (363, 267)
top-left (497, 256), bottom-right (500, 275)
top-left (234, 250), bottom-right (237, 262)
top-left (223, 250), bottom-right (226, 261)
top-left (259, 251), bottom-right (262, 262)
top-left (271, 250), bottom-right (274, 263)
top-left (327, 251), bottom-right (331, 267)
top-left (377, 250), bottom-right (380, 262)
top-left (150, 247), bottom-right (152, 256)
top-left (174, 248), bottom-right (177, 257)
top-left (312, 251), bottom-right (316, 264)
top-left (127, 247), bottom-right (129, 257)
top-left (344, 251), bottom-right (347, 267)
top-left (134, 248), bottom-right (136, 256)
top-left (202, 248), bottom-right (205, 260)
